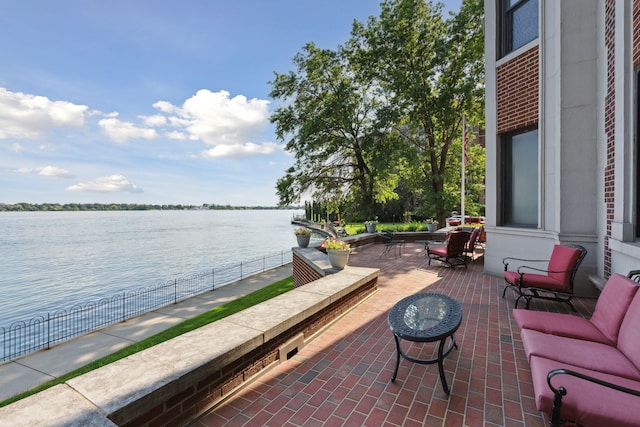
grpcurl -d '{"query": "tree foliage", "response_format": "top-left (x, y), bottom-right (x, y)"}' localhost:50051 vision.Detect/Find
top-left (270, 42), bottom-right (405, 219)
top-left (270, 0), bottom-right (484, 223)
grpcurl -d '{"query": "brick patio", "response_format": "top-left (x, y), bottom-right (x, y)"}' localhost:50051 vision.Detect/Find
top-left (194, 242), bottom-right (597, 426)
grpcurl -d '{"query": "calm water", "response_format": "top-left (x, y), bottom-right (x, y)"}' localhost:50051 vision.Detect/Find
top-left (0, 209), bottom-right (306, 327)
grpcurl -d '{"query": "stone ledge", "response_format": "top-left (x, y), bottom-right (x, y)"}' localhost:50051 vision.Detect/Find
top-left (0, 266), bottom-right (378, 427)
top-left (0, 385), bottom-right (117, 427)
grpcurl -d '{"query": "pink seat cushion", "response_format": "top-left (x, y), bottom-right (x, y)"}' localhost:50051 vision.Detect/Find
top-left (617, 292), bottom-right (640, 370)
top-left (530, 355), bottom-right (640, 427)
top-left (513, 309), bottom-right (610, 344)
top-left (547, 245), bottom-right (582, 289)
top-left (590, 273), bottom-right (639, 344)
top-left (504, 270), bottom-right (565, 290)
top-left (504, 245), bottom-right (582, 292)
top-left (520, 329), bottom-right (640, 381)
top-left (428, 246), bottom-right (448, 257)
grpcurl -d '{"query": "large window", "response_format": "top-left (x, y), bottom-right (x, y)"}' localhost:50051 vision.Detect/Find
top-left (501, 128), bottom-right (538, 227)
top-left (499, 0), bottom-right (539, 57)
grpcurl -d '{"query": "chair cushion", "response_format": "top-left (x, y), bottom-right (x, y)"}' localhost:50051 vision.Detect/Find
top-left (505, 270), bottom-right (565, 290)
top-left (530, 355), bottom-right (640, 427)
top-left (590, 273), bottom-right (639, 344)
top-left (617, 291), bottom-right (640, 371)
top-left (547, 245), bottom-right (582, 288)
top-left (520, 329), bottom-right (640, 381)
top-left (513, 309), bottom-right (610, 344)
top-left (428, 246), bottom-right (448, 257)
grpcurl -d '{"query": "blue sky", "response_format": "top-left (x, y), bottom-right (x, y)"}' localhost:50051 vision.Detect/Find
top-left (0, 0), bottom-right (462, 206)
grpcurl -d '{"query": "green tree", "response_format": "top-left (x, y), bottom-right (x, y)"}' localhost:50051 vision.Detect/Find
top-left (349, 0), bottom-right (485, 224)
top-left (270, 42), bottom-right (405, 219)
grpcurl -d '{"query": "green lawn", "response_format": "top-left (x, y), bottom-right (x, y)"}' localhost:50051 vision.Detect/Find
top-left (345, 222), bottom-right (435, 235)
top-left (0, 275), bottom-right (294, 408)
top-left (344, 221), bottom-right (482, 236)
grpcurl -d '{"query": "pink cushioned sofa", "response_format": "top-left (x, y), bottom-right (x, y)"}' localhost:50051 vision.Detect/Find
top-left (513, 273), bottom-right (640, 426)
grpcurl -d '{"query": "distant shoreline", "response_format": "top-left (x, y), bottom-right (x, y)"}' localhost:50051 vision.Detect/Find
top-left (0, 203), bottom-right (302, 212)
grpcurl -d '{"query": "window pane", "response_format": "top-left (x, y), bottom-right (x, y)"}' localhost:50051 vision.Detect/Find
top-left (511, 0), bottom-right (538, 51)
top-left (506, 130), bottom-right (538, 226)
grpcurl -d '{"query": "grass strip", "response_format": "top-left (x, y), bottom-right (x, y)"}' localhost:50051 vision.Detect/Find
top-left (0, 275), bottom-right (294, 408)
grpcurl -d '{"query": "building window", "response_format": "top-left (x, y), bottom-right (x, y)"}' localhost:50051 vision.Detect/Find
top-left (501, 128), bottom-right (538, 227)
top-left (499, 0), bottom-right (539, 57)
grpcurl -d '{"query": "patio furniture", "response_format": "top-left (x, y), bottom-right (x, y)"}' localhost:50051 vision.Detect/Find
top-left (514, 273), bottom-right (640, 426)
top-left (477, 226), bottom-right (486, 247)
top-left (463, 226), bottom-right (481, 262)
top-left (388, 293), bottom-right (462, 395)
top-left (415, 239), bottom-right (438, 257)
top-left (380, 231), bottom-right (405, 258)
top-left (426, 230), bottom-right (470, 268)
top-left (502, 244), bottom-right (587, 310)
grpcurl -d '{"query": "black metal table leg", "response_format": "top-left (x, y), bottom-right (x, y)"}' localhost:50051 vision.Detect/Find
top-left (391, 335), bottom-right (401, 382)
top-left (391, 334), bottom-right (457, 394)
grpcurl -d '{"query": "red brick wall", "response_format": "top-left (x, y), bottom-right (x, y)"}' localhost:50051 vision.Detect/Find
top-left (604, 0), bottom-right (616, 276)
top-left (119, 276), bottom-right (378, 427)
top-left (496, 45), bottom-right (539, 134)
top-left (293, 252), bottom-right (323, 288)
top-left (634, 0), bottom-right (640, 68)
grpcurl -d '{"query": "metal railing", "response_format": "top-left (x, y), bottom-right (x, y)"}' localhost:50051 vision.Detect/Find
top-left (0, 250), bottom-right (292, 362)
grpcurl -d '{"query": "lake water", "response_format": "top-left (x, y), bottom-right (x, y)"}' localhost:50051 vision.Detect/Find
top-left (0, 209), bottom-right (307, 327)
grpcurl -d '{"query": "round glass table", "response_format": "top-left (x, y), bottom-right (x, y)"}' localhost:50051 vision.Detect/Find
top-left (387, 293), bottom-right (462, 395)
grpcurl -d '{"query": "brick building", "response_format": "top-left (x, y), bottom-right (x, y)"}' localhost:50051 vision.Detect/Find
top-left (484, 0), bottom-right (640, 292)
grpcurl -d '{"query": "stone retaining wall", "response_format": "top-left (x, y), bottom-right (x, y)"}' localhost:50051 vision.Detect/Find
top-left (0, 266), bottom-right (378, 427)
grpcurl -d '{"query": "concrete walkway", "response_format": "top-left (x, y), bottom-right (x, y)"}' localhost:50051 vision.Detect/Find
top-left (0, 264), bottom-right (293, 402)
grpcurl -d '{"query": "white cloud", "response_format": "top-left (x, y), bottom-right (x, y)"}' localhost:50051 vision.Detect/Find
top-left (202, 142), bottom-right (279, 159)
top-left (166, 131), bottom-right (187, 140)
top-left (152, 100), bottom-right (176, 114)
top-left (98, 117), bottom-right (158, 144)
top-left (139, 114), bottom-right (167, 127)
top-left (0, 87), bottom-right (88, 139)
top-left (66, 174), bottom-right (143, 194)
top-left (153, 89), bottom-right (273, 158)
top-left (18, 166), bottom-right (75, 178)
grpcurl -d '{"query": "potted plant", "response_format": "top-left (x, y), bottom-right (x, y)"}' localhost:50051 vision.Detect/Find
top-left (364, 220), bottom-right (378, 233)
top-left (321, 237), bottom-right (351, 269)
top-left (294, 227), bottom-right (312, 248)
top-left (426, 218), bottom-right (439, 232)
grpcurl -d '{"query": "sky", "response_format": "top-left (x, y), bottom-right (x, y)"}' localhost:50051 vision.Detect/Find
top-left (0, 0), bottom-right (463, 206)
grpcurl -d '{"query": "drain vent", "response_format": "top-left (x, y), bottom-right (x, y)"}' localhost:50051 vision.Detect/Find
top-left (279, 333), bottom-right (304, 362)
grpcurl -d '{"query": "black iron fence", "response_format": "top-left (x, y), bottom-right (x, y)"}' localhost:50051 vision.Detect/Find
top-left (0, 250), bottom-right (292, 362)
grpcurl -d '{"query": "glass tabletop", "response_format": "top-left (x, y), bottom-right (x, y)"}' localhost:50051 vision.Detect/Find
top-left (388, 293), bottom-right (462, 342)
top-left (403, 295), bottom-right (449, 330)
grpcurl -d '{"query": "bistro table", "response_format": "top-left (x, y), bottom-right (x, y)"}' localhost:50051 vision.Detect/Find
top-left (387, 292), bottom-right (462, 395)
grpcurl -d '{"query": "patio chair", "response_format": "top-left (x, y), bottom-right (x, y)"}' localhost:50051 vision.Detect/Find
top-left (463, 227), bottom-right (481, 262)
top-left (477, 225), bottom-right (486, 247)
top-left (426, 230), bottom-right (470, 268)
top-left (502, 244), bottom-right (587, 311)
top-left (380, 231), bottom-right (405, 258)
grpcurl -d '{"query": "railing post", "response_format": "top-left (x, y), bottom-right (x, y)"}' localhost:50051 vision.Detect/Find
top-left (212, 268), bottom-right (215, 291)
top-left (122, 292), bottom-right (126, 322)
top-left (174, 279), bottom-right (178, 305)
top-left (240, 261), bottom-right (243, 280)
top-left (47, 313), bottom-right (51, 350)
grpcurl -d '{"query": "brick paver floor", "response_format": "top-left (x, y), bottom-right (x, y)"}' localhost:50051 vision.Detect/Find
top-left (194, 242), bottom-right (597, 426)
